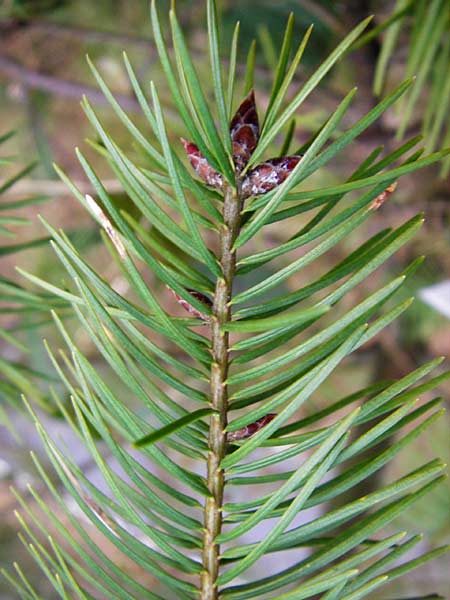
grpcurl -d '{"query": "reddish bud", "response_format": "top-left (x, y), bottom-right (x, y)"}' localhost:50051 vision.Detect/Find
top-left (227, 413), bottom-right (277, 443)
top-left (230, 90), bottom-right (260, 172)
top-left (169, 287), bottom-right (212, 320)
top-left (241, 155), bottom-right (301, 198)
top-left (181, 138), bottom-right (223, 190)
top-left (370, 182), bottom-right (398, 210)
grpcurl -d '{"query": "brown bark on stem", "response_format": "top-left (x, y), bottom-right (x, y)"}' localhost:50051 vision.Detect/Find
top-left (201, 182), bottom-right (242, 599)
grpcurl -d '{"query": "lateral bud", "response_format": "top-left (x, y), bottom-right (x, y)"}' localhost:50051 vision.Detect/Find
top-left (181, 138), bottom-right (223, 191)
top-left (168, 286), bottom-right (212, 320)
top-left (226, 413), bottom-right (277, 442)
top-left (241, 156), bottom-right (302, 199)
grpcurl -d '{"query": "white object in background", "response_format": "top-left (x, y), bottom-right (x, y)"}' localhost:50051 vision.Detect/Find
top-left (419, 280), bottom-right (450, 319)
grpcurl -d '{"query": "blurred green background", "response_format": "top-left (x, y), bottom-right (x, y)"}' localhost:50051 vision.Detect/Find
top-left (0, 0), bottom-right (449, 598)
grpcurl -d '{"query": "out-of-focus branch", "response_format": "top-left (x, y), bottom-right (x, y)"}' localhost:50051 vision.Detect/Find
top-left (0, 178), bottom-right (123, 197)
top-left (298, 0), bottom-right (346, 35)
top-left (0, 54), bottom-right (141, 112)
top-left (0, 17), bottom-right (344, 126)
top-left (0, 17), bottom-right (154, 48)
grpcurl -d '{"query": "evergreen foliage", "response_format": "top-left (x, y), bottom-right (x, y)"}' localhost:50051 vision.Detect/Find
top-left (2, 2), bottom-right (449, 598)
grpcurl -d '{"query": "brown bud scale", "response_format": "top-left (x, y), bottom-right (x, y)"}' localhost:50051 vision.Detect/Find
top-left (181, 138), bottom-right (223, 190)
top-left (230, 89), bottom-right (260, 172)
top-left (226, 413), bottom-right (277, 442)
top-left (370, 182), bottom-right (398, 210)
top-left (169, 287), bottom-right (212, 320)
top-left (241, 156), bottom-right (301, 198)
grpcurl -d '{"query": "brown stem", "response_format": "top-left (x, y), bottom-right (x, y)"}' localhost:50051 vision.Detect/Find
top-left (202, 183), bottom-right (242, 599)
